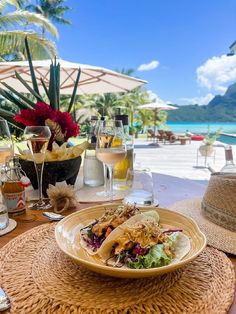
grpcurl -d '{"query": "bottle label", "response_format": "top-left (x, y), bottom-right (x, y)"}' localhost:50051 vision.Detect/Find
top-left (4, 191), bottom-right (26, 213)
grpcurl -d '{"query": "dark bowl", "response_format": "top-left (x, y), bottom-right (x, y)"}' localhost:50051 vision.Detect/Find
top-left (19, 155), bottom-right (82, 197)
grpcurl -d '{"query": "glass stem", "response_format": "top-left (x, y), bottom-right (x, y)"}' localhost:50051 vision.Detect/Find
top-left (107, 165), bottom-right (113, 201)
top-left (104, 164), bottom-right (109, 194)
top-left (34, 162), bottom-right (44, 203)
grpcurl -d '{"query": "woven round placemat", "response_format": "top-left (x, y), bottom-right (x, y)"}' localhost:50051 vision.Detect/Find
top-left (0, 224), bottom-right (235, 314)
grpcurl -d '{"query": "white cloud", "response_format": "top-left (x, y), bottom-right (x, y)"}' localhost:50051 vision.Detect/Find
top-left (137, 60), bottom-right (159, 71)
top-left (197, 54), bottom-right (236, 93)
top-left (179, 93), bottom-right (214, 105)
top-left (147, 90), bottom-right (171, 104)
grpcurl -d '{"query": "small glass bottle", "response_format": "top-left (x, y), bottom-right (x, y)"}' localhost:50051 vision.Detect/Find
top-left (83, 124), bottom-right (104, 187)
top-left (1, 156), bottom-right (30, 214)
top-left (220, 145), bottom-right (236, 173)
top-left (113, 114), bottom-right (134, 188)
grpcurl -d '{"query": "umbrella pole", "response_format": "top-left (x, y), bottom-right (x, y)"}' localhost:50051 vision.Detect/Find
top-left (154, 108), bottom-right (157, 134)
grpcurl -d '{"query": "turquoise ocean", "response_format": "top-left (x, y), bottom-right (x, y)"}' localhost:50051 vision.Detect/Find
top-left (166, 122), bottom-right (236, 144)
top-left (167, 122), bottom-right (236, 134)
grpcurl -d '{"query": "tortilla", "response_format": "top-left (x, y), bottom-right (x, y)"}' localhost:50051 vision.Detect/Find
top-left (80, 210), bottom-right (159, 256)
top-left (98, 213), bottom-right (191, 268)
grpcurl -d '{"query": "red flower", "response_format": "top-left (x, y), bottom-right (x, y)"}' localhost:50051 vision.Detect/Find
top-left (52, 110), bottom-right (80, 140)
top-left (14, 101), bottom-right (80, 142)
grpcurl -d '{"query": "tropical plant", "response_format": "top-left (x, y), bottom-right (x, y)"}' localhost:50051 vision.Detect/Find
top-left (203, 128), bottom-right (222, 145)
top-left (0, 38), bottom-right (80, 146)
top-left (0, 0), bottom-right (58, 59)
top-left (24, 0), bottom-right (71, 37)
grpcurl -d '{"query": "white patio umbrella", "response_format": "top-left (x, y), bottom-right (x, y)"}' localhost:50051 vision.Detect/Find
top-left (137, 101), bottom-right (177, 131)
top-left (0, 59), bottom-right (147, 95)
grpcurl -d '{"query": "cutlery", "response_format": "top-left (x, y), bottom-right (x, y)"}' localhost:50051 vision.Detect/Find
top-left (42, 212), bottom-right (65, 221)
top-left (0, 288), bottom-right (10, 311)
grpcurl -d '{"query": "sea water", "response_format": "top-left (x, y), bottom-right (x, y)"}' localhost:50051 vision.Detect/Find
top-left (165, 122), bottom-right (236, 144)
top-left (167, 122), bottom-right (236, 134)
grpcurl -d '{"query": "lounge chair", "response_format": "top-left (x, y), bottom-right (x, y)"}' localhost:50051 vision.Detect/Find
top-left (164, 131), bottom-right (191, 145)
top-left (147, 129), bottom-right (159, 142)
top-left (157, 130), bottom-right (167, 142)
top-left (164, 131), bottom-right (178, 143)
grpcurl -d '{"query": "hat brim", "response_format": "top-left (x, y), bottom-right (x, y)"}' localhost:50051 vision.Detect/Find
top-left (169, 198), bottom-right (236, 255)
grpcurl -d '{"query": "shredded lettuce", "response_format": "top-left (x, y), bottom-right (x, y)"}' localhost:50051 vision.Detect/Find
top-left (127, 232), bottom-right (180, 269)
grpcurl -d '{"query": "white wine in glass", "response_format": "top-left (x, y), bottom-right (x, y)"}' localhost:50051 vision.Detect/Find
top-left (0, 118), bottom-right (13, 166)
top-left (96, 120), bottom-right (126, 201)
top-left (24, 126), bottom-right (51, 210)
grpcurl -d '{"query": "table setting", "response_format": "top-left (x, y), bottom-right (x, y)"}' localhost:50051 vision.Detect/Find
top-left (0, 115), bottom-right (235, 313)
top-left (0, 37), bottom-right (235, 313)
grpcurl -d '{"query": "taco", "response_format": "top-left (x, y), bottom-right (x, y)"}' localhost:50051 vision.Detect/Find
top-left (98, 212), bottom-right (190, 269)
top-left (80, 204), bottom-right (155, 254)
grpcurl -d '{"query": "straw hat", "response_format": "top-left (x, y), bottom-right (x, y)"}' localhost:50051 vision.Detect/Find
top-left (169, 174), bottom-right (236, 255)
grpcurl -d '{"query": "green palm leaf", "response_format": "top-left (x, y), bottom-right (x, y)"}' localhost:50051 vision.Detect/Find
top-left (0, 0), bottom-right (20, 12)
top-left (0, 11), bottom-right (58, 38)
top-left (0, 31), bottom-right (56, 58)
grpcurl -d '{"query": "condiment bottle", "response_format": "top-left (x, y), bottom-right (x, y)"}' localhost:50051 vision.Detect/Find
top-left (113, 114), bottom-right (134, 185)
top-left (1, 156), bottom-right (30, 215)
top-left (220, 145), bottom-right (236, 173)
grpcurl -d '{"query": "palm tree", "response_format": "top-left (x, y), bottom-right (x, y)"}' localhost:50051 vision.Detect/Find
top-left (25, 0), bottom-right (71, 37)
top-left (0, 0), bottom-right (58, 59)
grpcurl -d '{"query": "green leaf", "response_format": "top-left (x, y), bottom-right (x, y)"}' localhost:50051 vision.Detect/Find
top-left (25, 37), bottom-right (40, 96)
top-left (1, 82), bottom-right (35, 109)
top-left (56, 59), bottom-right (60, 109)
top-left (15, 71), bottom-right (43, 102)
top-left (0, 31), bottom-right (57, 59)
top-left (40, 78), bottom-right (50, 99)
top-left (48, 61), bottom-right (58, 110)
top-left (0, 87), bottom-right (31, 110)
top-left (0, 107), bottom-right (15, 119)
top-left (67, 68), bottom-right (81, 113)
top-left (0, 10), bottom-right (58, 38)
top-left (0, 108), bottom-right (24, 130)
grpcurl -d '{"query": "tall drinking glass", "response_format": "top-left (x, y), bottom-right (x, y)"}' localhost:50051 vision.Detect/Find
top-left (24, 126), bottom-right (51, 210)
top-left (96, 120), bottom-right (126, 201)
top-left (0, 118), bottom-right (13, 167)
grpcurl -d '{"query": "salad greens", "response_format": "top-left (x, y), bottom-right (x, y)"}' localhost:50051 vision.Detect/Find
top-left (122, 232), bottom-right (180, 269)
top-left (128, 244), bottom-right (171, 269)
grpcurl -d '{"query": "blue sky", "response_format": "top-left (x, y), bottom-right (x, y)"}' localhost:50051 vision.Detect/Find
top-left (55, 0), bottom-right (236, 106)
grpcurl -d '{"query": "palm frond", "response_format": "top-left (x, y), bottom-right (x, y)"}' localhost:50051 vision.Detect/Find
top-left (0, 11), bottom-right (59, 38)
top-left (0, 31), bottom-right (57, 58)
top-left (52, 16), bottom-right (71, 25)
top-left (0, 0), bottom-right (20, 12)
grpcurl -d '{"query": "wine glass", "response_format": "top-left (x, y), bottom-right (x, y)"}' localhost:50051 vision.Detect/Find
top-left (0, 118), bottom-right (13, 167)
top-left (96, 120), bottom-right (126, 201)
top-left (24, 126), bottom-right (51, 210)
